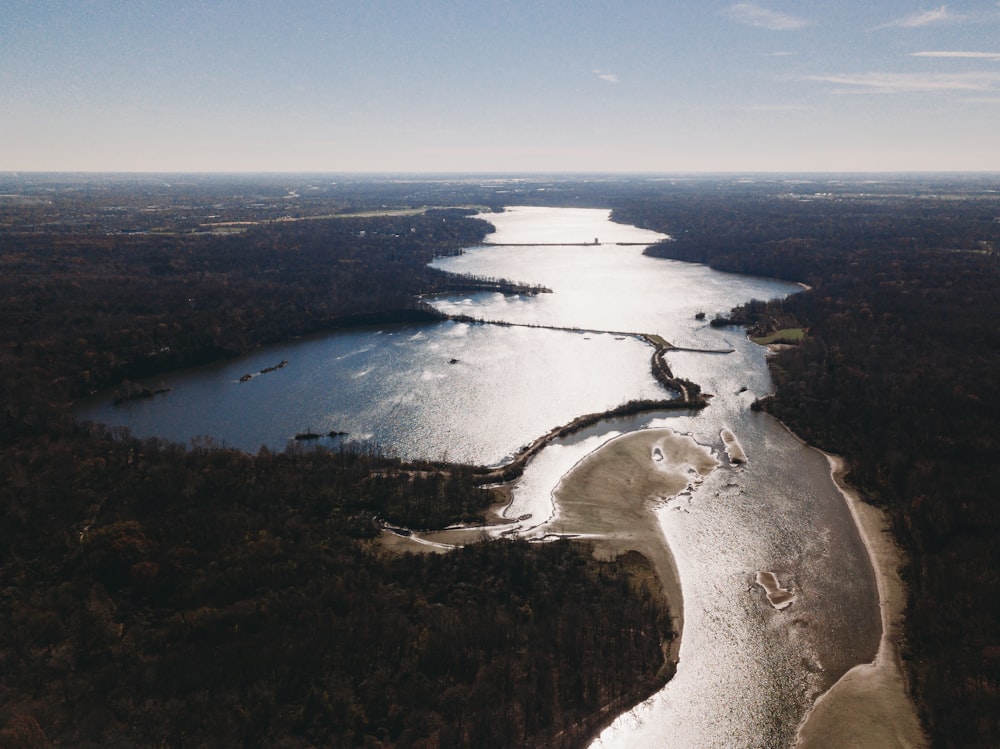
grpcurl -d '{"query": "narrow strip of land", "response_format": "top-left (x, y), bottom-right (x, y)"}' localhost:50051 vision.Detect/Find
top-left (795, 454), bottom-right (928, 749)
top-left (446, 317), bottom-right (735, 355)
top-left (482, 241), bottom-right (659, 247)
top-left (470, 396), bottom-right (705, 485)
top-left (477, 328), bottom-right (716, 483)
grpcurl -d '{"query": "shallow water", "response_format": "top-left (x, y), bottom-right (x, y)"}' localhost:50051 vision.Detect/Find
top-left (76, 206), bottom-right (880, 747)
top-left (77, 321), bottom-right (664, 463)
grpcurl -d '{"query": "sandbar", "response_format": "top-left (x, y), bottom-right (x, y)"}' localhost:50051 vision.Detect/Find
top-left (378, 488), bottom-right (513, 553)
top-left (378, 428), bottom-right (720, 678)
top-left (795, 453), bottom-right (928, 748)
top-left (755, 570), bottom-right (795, 610)
top-left (541, 428), bottom-right (720, 662)
top-left (720, 427), bottom-right (747, 464)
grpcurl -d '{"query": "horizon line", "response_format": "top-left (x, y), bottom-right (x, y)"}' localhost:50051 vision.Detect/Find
top-left (4, 169), bottom-right (1000, 177)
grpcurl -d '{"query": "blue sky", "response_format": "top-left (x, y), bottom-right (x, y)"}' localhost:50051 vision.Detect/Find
top-left (2, 1), bottom-right (999, 172)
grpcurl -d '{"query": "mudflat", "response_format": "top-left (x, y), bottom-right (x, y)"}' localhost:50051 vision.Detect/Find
top-left (795, 454), bottom-right (927, 748)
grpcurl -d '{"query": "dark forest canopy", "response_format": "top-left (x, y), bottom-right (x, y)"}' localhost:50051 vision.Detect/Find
top-left (1, 427), bottom-right (672, 748)
top-left (2, 173), bottom-right (1000, 747)
top-left (0, 179), bottom-right (676, 749)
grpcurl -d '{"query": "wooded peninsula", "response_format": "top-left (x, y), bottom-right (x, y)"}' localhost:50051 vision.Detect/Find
top-left (2, 174), bottom-right (998, 748)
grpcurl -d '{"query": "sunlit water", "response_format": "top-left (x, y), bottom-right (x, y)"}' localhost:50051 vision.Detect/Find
top-left (76, 206), bottom-right (879, 747)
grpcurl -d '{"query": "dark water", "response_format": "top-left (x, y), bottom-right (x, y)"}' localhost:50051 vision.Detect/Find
top-left (76, 207), bottom-right (879, 747)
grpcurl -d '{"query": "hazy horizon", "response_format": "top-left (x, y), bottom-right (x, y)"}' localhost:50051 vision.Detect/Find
top-left (4, 2), bottom-right (1000, 173)
top-left (5, 168), bottom-right (1000, 176)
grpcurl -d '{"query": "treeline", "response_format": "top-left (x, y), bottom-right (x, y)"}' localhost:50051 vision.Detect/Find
top-left (1, 210), bottom-right (491, 438)
top-left (0, 173), bottom-right (667, 234)
top-left (619, 183), bottom-right (999, 287)
top-left (0, 189), bottom-right (675, 748)
top-left (616, 180), bottom-right (1000, 748)
top-left (0, 426), bottom-right (671, 748)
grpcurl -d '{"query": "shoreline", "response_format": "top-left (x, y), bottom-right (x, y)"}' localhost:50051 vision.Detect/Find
top-left (377, 428), bottom-right (696, 743)
top-left (794, 453), bottom-right (927, 748)
top-left (379, 428), bottom-right (705, 674)
top-left (540, 429), bottom-right (719, 668)
top-left (380, 387), bottom-right (923, 746)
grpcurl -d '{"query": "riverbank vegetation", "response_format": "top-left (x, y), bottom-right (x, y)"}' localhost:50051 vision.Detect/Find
top-left (749, 327), bottom-right (806, 346)
top-left (0, 178), bottom-right (675, 748)
top-left (617, 177), bottom-right (1000, 748)
top-left (1, 207), bottom-right (492, 415)
top-left (5, 174), bottom-right (998, 746)
top-left (1, 426), bottom-right (671, 748)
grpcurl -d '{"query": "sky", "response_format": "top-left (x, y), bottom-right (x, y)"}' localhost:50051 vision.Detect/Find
top-left (2, 1), bottom-right (1000, 173)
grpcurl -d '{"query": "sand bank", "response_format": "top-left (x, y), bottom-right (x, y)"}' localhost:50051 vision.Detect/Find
top-left (755, 570), bottom-right (795, 610)
top-left (379, 428), bottom-right (719, 673)
top-left (541, 429), bottom-right (719, 661)
top-left (378, 491), bottom-right (514, 553)
top-left (720, 427), bottom-right (747, 464)
top-left (795, 454), bottom-right (927, 748)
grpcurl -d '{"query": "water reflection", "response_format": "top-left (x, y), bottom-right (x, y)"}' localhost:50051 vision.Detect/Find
top-left (75, 206), bottom-right (879, 747)
top-left (75, 207), bottom-right (788, 462)
top-left (440, 209), bottom-right (879, 748)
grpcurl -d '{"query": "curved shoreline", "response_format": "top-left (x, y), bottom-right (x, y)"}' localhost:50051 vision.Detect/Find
top-left (382, 427), bottom-right (710, 687)
top-left (795, 453), bottom-right (927, 748)
top-left (466, 331), bottom-right (709, 485)
top-left (380, 427), bottom-right (701, 743)
top-left (542, 429), bottom-right (719, 669)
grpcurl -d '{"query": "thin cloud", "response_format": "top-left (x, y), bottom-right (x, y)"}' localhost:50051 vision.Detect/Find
top-left (911, 51), bottom-right (1000, 61)
top-left (877, 5), bottom-right (955, 29)
top-left (804, 71), bottom-right (1000, 94)
top-left (743, 103), bottom-right (810, 112)
top-left (592, 69), bottom-right (619, 84)
top-left (723, 3), bottom-right (808, 31)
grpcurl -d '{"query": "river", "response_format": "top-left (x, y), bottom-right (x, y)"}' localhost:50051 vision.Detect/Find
top-left (76, 206), bottom-right (880, 747)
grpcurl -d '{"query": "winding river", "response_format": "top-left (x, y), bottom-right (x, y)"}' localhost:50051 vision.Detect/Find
top-left (77, 207), bottom-right (880, 747)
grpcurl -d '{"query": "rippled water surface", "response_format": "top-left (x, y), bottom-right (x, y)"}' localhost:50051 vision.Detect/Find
top-left (77, 207), bottom-right (879, 747)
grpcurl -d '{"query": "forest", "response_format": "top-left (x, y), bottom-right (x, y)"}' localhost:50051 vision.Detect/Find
top-left (0, 179), bottom-right (674, 748)
top-left (3, 173), bottom-right (1000, 747)
top-left (615, 177), bottom-right (1000, 748)
top-left (1, 426), bottom-right (671, 748)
